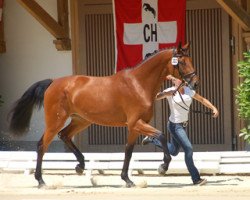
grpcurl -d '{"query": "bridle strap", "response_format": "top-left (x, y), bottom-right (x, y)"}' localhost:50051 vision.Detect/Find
top-left (171, 50), bottom-right (211, 115)
top-left (182, 71), bottom-right (196, 86)
top-left (172, 49), bottom-right (196, 84)
top-left (183, 71), bottom-right (196, 79)
top-left (172, 80), bottom-right (185, 95)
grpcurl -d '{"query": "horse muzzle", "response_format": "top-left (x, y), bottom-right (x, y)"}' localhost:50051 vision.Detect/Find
top-left (187, 75), bottom-right (199, 90)
top-left (182, 71), bottom-right (199, 90)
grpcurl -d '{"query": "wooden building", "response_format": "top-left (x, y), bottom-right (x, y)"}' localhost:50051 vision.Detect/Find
top-left (1, 0), bottom-right (250, 152)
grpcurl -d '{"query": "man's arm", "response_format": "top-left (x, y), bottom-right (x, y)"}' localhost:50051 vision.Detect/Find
top-left (156, 90), bottom-right (175, 100)
top-left (193, 93), bottom-right (219, 117)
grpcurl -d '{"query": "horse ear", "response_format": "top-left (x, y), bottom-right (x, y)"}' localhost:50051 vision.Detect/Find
top-left (182, 42), bottom-right (190, 55)
top-left (182, 42), bottom-right (190, 50)
top-left (178, 42), bottom-right (182, 49)
top-left (177, 41), bottom-right (182, 54)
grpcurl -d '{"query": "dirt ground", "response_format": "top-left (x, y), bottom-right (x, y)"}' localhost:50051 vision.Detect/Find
top-left (0, 171), bottom-right (250, 200)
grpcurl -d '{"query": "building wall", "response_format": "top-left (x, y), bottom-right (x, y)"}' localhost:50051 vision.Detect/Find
top-left (72, 0), bottom-right (233, 152)
top-left (0, 0), bottom-right (72, 151)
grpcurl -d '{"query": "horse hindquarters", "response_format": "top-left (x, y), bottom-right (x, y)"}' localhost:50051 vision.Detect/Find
top-left (35, 84), bottom-right (72, 187)
top-left (7, 79), bottom-right (58, 187)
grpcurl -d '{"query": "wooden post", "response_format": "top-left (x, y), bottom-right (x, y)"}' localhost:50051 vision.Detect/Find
top-left (243, 0), bottom-right (250, 50)
top-left (70, 0), bottom-right (83, 75)
top-left (0, 0), bottom-right (6, 53)
top-left (17, 0), bottom-right (71, 51)
top-left (243, 32), bottom-right (250, 50)
top-left (53, 0), bottom-right (71, 50)
top-left (216, 0), bottom-right (250, 31)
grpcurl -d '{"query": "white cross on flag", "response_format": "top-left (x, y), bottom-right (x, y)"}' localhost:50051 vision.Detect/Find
top-left (113, 0), bottom-right (186, 72)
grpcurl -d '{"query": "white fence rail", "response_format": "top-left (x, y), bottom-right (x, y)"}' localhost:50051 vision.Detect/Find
top-left (0, 151), bottom-right (250, 175)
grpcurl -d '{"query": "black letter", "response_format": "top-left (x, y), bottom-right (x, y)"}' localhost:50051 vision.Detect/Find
top-left (151, 23), bottom-right (157, 42)
top-left (144, 24), bottom-right (150, 42)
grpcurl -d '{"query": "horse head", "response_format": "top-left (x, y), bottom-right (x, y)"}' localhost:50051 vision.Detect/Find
top-left (169, 42), bottom-right (199, 90)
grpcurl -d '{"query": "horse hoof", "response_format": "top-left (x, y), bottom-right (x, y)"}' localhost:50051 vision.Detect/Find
top-left (75, 164), bottom-right (84, 175)
top-left (158, 163), bottom-right (168, 175)
top-left (126, 181), bottom-right (135, 188)
top-left (38, 182), bottom-right (46, 189)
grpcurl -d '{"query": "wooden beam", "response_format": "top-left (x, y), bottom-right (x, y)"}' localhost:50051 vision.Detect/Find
top-left (54, 0), bottom-right (71, 50)
top-left (53, 38), bottom-right (71, 50)
top-left (70, 0), bottom-right (81, 74)
top-left (17, 0), bottom-right (71, 50)
top-left (57, 0), bottom-right (69, 36)
top-left (216, 0), bottom-right (250, 31)
top-left (17, 0), bottom-right (66, 38)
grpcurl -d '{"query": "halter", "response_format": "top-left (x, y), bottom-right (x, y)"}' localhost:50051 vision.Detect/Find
top-left (171, 49), bottom-right (212, 116)
top-left (171, 49), bottom-right (196, 88)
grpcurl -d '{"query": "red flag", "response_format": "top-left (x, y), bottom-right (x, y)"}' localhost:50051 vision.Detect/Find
top-left (0, 0), bottom-right (3, 22)
top-left (113, 0), bottom-right (186, 72)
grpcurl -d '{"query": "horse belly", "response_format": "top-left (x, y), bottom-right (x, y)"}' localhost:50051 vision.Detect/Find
top-left (73, 94), bottom-right (127, 126)
top-left (79, 107), bottom-right (127, 126)
top-left (86, 113), bottom-right (127, 127)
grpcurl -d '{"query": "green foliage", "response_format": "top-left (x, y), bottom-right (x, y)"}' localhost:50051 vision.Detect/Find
top-left (236, 52), bottom-right (250, 144)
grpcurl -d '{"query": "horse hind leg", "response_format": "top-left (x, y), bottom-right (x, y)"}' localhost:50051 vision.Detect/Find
top-left (35, 129), bottom-right (64, 188)
top-left (35, 113), bottom-right (68, 188)
top-left (58, 116), bottom-right (91, 175)
top-left (35, 136), bottom-right (46, 187)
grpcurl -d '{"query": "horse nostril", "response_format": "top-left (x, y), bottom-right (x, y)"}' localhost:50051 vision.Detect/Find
top-left (192, 81), bottom-right (199, 90)
top-left (195, 82), bottom-right (199, 89)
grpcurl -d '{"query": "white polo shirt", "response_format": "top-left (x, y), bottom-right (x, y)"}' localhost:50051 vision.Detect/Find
top-left (165, 86), bottom-right (196, 123)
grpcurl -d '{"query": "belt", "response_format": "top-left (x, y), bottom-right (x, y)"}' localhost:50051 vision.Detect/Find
top-left (182, 121), bottom-right (188, 127)
top-left (170, 121), bottom-right (188, 127)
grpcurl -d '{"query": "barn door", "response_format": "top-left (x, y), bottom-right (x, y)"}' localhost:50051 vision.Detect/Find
top-left (73, 0), bottom-right (232, 152)
top-left (186, 1), bottom-right (232, 151)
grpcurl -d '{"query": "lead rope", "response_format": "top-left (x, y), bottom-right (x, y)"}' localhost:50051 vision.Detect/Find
top-left (172, 91), bottom-right (213, 115)
top-left (172, 80), bottom-right (185, 95)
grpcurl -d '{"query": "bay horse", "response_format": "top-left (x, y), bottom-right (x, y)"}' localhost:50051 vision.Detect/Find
top-left (8, 43), bottom-right (199, 188)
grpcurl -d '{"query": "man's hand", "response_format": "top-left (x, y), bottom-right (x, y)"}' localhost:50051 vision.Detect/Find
top-left (212, 108), bottom-right (219, 118)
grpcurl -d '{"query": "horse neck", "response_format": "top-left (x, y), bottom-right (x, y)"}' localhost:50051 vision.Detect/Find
top-left (131, 50), bottom-right (173, 97)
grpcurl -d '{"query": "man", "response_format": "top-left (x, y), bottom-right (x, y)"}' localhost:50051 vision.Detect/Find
top-left (142, 75), bottom-right (219, 185)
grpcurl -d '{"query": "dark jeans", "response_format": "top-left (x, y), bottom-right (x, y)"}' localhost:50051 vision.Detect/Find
top-left (151, 121), bottom-right (200, 183)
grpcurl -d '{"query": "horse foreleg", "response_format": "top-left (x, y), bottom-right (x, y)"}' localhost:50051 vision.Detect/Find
top-left (133, 119), bottom-right (172, 175)
top-left (121, 143), bottom-right (135, 187)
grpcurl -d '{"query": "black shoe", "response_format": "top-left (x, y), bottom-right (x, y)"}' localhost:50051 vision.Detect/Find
top-left (193, 178), bottom-right (207, 186)
top-left (141, 136), bottom-right (153, 145)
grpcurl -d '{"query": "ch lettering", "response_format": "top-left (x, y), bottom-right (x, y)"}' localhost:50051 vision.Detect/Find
top-left (143, 23), bottom-right (157, 42)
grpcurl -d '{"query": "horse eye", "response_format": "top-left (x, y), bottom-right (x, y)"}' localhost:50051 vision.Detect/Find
top-left (179, 61), bottom-right (186, 66)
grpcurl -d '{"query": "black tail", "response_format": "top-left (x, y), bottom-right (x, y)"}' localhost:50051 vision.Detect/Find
top-left (8, 79), bottom-right (53, 136)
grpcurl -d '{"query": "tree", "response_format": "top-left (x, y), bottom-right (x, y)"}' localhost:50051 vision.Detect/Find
top-left (236, 52), bottom-right (250, 144)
